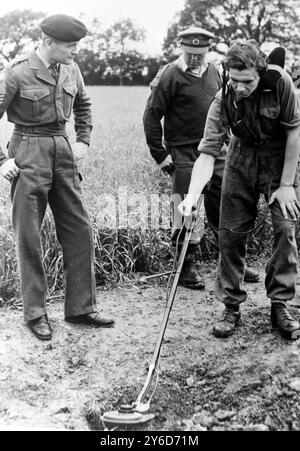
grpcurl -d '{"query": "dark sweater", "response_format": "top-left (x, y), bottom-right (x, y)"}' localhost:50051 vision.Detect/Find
top-left (143, 62), bottom-right (222, 164)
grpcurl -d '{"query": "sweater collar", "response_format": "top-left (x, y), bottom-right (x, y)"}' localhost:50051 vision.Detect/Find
top-left (175, 54), bottom-right (208, 78)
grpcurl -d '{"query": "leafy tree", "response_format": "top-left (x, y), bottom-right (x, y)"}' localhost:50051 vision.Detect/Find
top-left (76, 17), bottom-right (149, 85)
top-left (163, 0), bottom-right (300, 61)
top-left (105, 50), bottom-right (144, 85)
top-left (142, 57), bottom-right (166, 85)
top-left (105, 18), bottom-right (146, 85)
top-left (106, 18), bottom-right (146, 54)
top-left (76, 48), bottom-right (107, 85)
top-left (75, 17), bottom-right (109, 84)
top-left (0, 10), bottom-right (46, 68)
top-left (79, 16), bottom-right (109, 58)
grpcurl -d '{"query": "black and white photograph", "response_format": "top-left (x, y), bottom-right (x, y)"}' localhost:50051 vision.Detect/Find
top-left (0, 0), bottom-right (300, 433)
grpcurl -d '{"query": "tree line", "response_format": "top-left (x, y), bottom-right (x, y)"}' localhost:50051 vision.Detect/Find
top-left (0, 1), bottom-right (299, 86)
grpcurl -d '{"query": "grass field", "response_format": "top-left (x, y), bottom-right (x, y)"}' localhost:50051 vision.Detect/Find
top-left (0, 86), bottom-right (174, 300)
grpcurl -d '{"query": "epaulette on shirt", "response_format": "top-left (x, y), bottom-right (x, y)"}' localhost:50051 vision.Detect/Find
top-left (0, 55), bottom-right (29, 105)
top-left (7, 55), bottom-right (29, 70)
top-left (149, 64), bottom-right (171, 88)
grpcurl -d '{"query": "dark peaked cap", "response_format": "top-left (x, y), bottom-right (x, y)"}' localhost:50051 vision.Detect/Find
top-left (40, 14), bottom-right (88, 42)
top-left (179, 27), bottom-right (214, 51)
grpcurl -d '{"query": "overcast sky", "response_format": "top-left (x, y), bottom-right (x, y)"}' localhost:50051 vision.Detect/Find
top-left (0, 0), bottom-right (186, 55)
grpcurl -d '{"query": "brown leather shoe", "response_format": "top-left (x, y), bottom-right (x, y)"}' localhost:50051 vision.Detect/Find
top-left (244, 267), bottom-right (259, 283)
top-left (27, 315), bottom-right (52, 341)
top-left (213, 307), bottom-right (241, 338)
top-left (65, 312), bottom-right (115, 328)
top-left (179, 250), bottom-right (205, 290)
top-left (271, 303), bottom-right (300, 340)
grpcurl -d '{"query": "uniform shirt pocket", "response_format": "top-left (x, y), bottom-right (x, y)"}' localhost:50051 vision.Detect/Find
top-left (20, 87), bottom-right (50, 120)
top-left (63, 84), bottom-right (77, 117)
top-left (260, 105), bottom-right (280, 119)
top-left (259, 105), bottom-right (280, 134)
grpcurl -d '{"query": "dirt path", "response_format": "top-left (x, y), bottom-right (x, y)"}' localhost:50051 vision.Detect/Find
top-left (0, 262), bottom-right (300, 431)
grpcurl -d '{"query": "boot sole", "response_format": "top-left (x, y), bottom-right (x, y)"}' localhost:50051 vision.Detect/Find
top-left (244, 276), bottom-right (260, 283)
top-left (28, 328), bottom-right (52, 341)
top-left (65, 318), bottom-right (115, 328)
top-left (181, 284), bottom-right (205, 290)
top-left (213, 329), bottom-right (235, 339)
top-left (179, 280), bottom-right (205, 290)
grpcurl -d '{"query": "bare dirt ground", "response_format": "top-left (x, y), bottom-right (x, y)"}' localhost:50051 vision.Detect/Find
top-left (0, 261), bottom-right (300, 431)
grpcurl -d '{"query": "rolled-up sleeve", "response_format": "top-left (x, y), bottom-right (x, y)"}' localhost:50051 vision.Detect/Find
top-left (277, 68), bottom-right (300, 129)
top-left (198, 90), bottom-right (227, 158)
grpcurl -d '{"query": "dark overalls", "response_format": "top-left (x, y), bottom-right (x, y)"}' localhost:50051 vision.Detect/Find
top-left (0, 52), bottom-right (97, 322)
top-left (215, 70), bottom-right (300, 306)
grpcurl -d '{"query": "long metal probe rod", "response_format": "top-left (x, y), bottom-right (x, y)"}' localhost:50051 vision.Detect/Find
top-left (135, 214), bottom-right (196, 406)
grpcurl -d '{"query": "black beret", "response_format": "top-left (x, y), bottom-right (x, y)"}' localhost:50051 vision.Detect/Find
top-left (40, 14), bottom-right (88, 42)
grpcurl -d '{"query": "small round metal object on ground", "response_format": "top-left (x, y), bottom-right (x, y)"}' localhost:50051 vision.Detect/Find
top-left (101, 410), bottom-right (143, 425)
top-left (101, 409), bottom-right (155, 425)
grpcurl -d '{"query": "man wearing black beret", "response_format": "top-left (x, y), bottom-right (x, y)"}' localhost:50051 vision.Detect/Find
top-left (40, 14), bottom-right (88, 42)
top-left (0, 14), bottom-right (114, 340)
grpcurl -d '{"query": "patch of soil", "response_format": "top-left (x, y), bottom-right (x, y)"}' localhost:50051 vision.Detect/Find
top-left (0, 261), bottom-right (300, 431)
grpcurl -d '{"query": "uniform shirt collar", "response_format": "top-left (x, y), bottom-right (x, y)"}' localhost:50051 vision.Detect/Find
top-left (35, 47), bottom-right (52, 69)
top-left (175, 54), bottom-right (208, 78)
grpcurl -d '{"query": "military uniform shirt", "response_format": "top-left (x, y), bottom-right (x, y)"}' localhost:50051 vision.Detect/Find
top-left (0, 51), bottom-right (92, 165)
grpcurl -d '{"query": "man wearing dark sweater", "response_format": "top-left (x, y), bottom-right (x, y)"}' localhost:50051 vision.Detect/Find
top-left (143, 27), bottom-right (259, 289)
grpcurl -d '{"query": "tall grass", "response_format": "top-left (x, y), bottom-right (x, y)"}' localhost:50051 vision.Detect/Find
top-left (0, 190), bottom-right (18, 299)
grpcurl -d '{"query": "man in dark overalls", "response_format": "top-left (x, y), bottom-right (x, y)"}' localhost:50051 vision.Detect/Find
top-left (143, 28), bottom-right (259, 290)
top-left (179, 40), bottom-right (300, 340)
top-left (0, 14), bottom-right (114, 340)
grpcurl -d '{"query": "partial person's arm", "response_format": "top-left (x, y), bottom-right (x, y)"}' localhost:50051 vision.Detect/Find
top-left (72, 65), bottom-right (92, 161)
top-left (178, 153), bottom-right (216, 216)
top-left (0, 67), bottom-right (20, 181)
top-left (178, 91), bottom-right (227, 217)
top-left (269, 71), bottom-right (300, 219)
top-left (269, 125), bottom-right (300, 219)
top-left (143, 67), bottom-right (174, 165)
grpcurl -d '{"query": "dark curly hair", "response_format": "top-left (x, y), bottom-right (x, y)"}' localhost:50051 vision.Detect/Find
top-left (223, 39), bottom-right (267, 74)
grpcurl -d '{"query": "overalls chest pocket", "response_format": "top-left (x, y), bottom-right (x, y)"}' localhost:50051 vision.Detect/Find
top-left (20, 87), bottom-right (50, 121)
top-left (259, 92), bottom-right (280, 135)
top-left (63, 85), bottom-right (77, 118)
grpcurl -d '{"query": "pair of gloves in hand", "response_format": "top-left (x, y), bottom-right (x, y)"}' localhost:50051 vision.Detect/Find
top-left (159, 154), bottom-right (174, 175)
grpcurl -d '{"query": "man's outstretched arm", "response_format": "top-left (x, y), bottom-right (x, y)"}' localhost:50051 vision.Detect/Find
top-left (178, 90), bottom-right (227, 216)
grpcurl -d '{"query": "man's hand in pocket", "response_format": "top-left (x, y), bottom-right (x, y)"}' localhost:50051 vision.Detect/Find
top-left (0, 159), bottom-right (20, 182)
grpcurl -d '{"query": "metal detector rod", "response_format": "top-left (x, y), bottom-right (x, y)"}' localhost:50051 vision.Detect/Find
top-left (135, 212), bottom-right (197, 407)
top-left (139, 271), bottom-right (172, 282)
